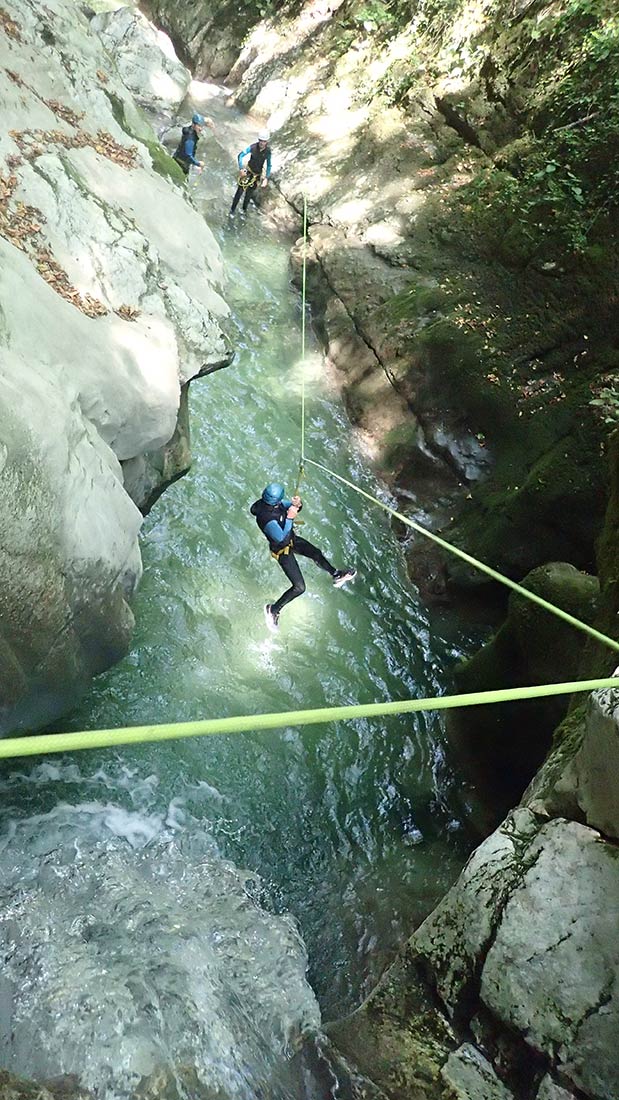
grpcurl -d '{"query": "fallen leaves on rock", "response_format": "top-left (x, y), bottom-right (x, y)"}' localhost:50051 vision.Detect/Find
top-left (2, 96), bottom-right (136, 318)
top-left (0, 7), bottom-right (21, 39)
top-left (35, 250), bottom-right (108, 317)
top-left (0, 173), bottom-right (43, 252)
top-left (9, 126), bottom-right (138, 168)
top-left (45, 99), bottom-right (84, 128)
top-left (91, 130), bottom-right (138, 168)
top-left (115, 304), bottom-right (140, 321)
top-left (96, 69), bottom-right (109, 84)
top-left (0, 172), bottom-right (108, 318)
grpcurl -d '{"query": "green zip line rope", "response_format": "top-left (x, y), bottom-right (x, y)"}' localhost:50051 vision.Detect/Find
top-left (1, 677), bottom-right (617, 761)
top-left (305, 456), bottom-right (619, 654)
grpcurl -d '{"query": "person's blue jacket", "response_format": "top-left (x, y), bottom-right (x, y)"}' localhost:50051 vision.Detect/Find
top-left (174, 125), bottom-right (201, 167)
top-left (250, 497), bottom-right (296, 551)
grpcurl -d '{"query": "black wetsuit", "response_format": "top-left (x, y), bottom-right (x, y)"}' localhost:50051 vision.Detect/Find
top-left (173, 125), bottom-right (200, 176)
top-left (231, 142), bottom-right (271, 213)
top-left (250, 498), bottom-right (336, 616)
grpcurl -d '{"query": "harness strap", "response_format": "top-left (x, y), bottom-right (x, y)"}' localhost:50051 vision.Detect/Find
top-left (271, 540), bottom-right (294, 560)
top-left (238, 169), bottom-right (260, 190)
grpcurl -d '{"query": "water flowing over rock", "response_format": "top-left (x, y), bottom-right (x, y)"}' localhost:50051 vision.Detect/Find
top-left (0, 0), bottom-right (232, 733)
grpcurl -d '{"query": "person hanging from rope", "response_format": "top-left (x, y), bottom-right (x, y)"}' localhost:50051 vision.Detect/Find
top-left (250, 482), bottom-right (356, 631)
top-left (229, 130), bottom-right (272, 217)
top-left (173, 113), bottom-right (215, 177)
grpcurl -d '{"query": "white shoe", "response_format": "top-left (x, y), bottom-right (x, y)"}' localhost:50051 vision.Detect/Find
top-left (333, 569), bottom-right (357, 588)
top-left (264, 604), bottom-right (280, 631)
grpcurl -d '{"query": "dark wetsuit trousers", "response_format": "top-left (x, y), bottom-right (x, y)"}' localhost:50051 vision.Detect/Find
top-left (271, 536), bottom-right (336, 616)
top-left (231, 179), bottom-right (260, 213)
top-left (173, 156), bottom-right (191, 177)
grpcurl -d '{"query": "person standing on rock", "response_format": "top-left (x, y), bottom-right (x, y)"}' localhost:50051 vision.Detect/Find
top-left (250, 482), bottom-right (356, 630)
top-left (229, 131), bottom-right (272, 216)
top-left (173, 113), bottom-right (215, 177)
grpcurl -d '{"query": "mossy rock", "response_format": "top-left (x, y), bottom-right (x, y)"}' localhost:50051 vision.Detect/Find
top-left (326, 950), bottom-right (456, 1100)
top-left (447, 419), bottom-right (608, 586)
top-left (103, 89), bottom-right (184, 185)
top-left (579, 429), bottom-right (619, 676)
top-left (446, 562), bottom-right (599, 832)
top-left (0, 1070), bottom-right (91, 1100)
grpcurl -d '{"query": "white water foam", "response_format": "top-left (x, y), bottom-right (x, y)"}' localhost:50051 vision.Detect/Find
top-left (0, 780), bottom-right (320, 1100)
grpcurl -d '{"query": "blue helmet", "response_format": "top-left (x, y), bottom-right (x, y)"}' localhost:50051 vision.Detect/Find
top-left (192, 113), bottom-right (205, 125)
top-left (262, 482), bottom-right (285, 505)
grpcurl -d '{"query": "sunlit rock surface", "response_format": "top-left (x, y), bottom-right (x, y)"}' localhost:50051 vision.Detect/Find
top-left (164, 0), bottom-right (615, 586)
top-left (90, 5), bottom-right (191, 110)
top-left (0, 0), bottom-right (231, 733)
top-left (481, 819), bottom-right (619, 1100)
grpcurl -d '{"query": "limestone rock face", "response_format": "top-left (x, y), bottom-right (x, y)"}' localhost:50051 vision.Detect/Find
top-left (535, 1077), bottom-right (578, 1100)
top-left (570, 687), bottom-right (619, 840)
top-left (480, 819), bottom-right (619, 1100)
top-left (440, 1044), bottom-right (516, 1100)
top-left (414, 808), bottom-right (542, 1018)
top-left (90, 6), bottom-right (191, 110)
top-left (329, 782), bottom-right (619, 1100)
top-left (0, 0), bottom-right (231, 733)
top-left (524, 684), bottom-right (619, 842)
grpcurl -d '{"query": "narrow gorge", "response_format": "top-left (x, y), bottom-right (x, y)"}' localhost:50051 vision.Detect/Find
top-left (0, 0), bottom-right (618, 1098)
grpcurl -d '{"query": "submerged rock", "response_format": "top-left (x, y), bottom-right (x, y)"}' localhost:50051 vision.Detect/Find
top-left (0, 1069), bottom-right (91, 1100)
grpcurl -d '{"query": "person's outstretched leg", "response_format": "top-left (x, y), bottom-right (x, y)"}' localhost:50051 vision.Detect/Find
top-left (293, 536), bottom-right (337, 575)
top-left (269, 552), bottom-right (306, 623)
top-left (294, 536), bottom-right (357, 587)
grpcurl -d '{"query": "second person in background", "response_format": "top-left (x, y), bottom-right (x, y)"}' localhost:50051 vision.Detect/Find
top-left (173, 113), bottom-right (215, 177)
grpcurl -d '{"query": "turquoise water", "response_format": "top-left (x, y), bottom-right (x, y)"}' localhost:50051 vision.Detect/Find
top-left (0, 94), bottom-right (472, 1098)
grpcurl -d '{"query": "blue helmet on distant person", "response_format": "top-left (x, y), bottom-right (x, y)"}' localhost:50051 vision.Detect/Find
top-left (192, 113), bottom-right (205, 125)
top-left (262, 482), bottom-right (285, 505)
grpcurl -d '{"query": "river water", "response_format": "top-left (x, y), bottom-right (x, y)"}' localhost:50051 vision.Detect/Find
top-left (0, 90), bottom-right (473, 1099)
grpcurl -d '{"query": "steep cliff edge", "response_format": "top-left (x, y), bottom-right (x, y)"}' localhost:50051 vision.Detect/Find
top-left (0, 0), bottom-right (232, 734)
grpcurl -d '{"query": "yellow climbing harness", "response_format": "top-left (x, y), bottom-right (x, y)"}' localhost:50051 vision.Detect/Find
top-left (271, 541), bottom-right (293, 560)
top-left (237, 169), bottom-right (260, 190)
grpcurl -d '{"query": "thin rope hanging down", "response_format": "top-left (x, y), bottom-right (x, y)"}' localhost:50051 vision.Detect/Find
top-left (294, 195), bottom-right (308, 497)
